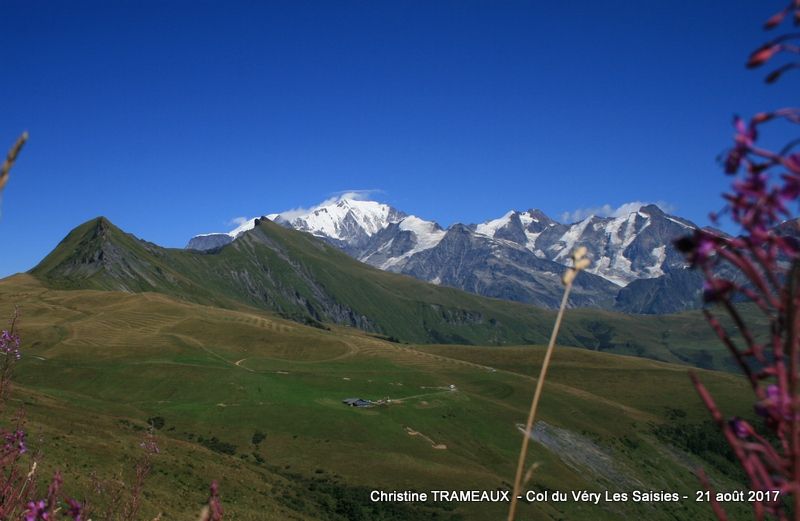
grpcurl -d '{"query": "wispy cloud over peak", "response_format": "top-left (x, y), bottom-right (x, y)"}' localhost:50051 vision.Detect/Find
top-left (227, 216), bottom-right (250, 227)
top-left (273, 189), bottom-right (384, 221)
top-left (561, 201), bottom-right (675, 223)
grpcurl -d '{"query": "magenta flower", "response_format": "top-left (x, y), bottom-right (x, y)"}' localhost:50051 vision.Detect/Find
top-left (139, 437), bottom-right (160, 454)
top-left (0, 329), bottom-right (21, 360)
top-left (728, 418), bottom-right (751, 439)
top-left (676, 3), bottom-right (800, 519)
top-left (64, 498), bottom-right (83, 521)
top-left (747, 44), bottom-right (782, 69)
top-left (24, 500), bottom-right (49, 521)
top-left (206, 481), bottom-right (224, 521)
top-left (702, 279), bottom-right (734, 303)
top-left (3, 428), bottom-right (27, 455)
top-left (785, 153), bottom-right (800, 175)
top-left (675, 231), bottom-right (717, 266)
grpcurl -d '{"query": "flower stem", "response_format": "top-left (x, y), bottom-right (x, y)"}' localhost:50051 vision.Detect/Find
top-left (507, 276), bottom-right (575, 521)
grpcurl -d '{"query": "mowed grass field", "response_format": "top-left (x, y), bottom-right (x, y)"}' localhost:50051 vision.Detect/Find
top-left (0, 274), bottom-right (754, 520)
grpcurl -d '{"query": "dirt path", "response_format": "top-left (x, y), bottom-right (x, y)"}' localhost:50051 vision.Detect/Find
top-left (172, 329), bottom-right (653, 422)
top-left (405, 426), bottom-right (447, 450)
top-left (390, 343), bottom-right (658, 422)
top-left (392, 389), bottom-right (453, 403)
top-left (169, 333), bottom-right (257, 373)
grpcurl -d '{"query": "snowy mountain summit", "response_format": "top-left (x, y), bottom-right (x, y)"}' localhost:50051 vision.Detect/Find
top-left (281, 198), bottom-right (406, 252)
top-left (187, 198), bottom-right (703, 313)
top-left (465, 204), bottom-right (694, 286)
top-left (186, 198), bottom-right (405, 252)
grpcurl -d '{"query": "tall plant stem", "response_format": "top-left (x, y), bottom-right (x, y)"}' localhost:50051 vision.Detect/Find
top-left (507, 277), bottom-right (574, 521)
top-left (0, 132), bottom-right (28, 193)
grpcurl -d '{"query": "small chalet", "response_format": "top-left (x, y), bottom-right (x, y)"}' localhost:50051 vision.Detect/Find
top-left (342, 398), bottom-right (373, 408)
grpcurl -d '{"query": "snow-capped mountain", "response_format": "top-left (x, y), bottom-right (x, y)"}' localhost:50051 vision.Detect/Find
top-left (389, 222), bottom-right (621, 309)
top-left (187, 198), bottom-right (405, 254)
top-left (279, 199), bottom-right (406, 255)
top-left (186, 217), bottom-right (264, 251)
top-left (466, 204), bottom-right (694, 286)
top-left (187, 198), bottom-right (703, 313)
top-left (358, 215), bottom-right (447, 271)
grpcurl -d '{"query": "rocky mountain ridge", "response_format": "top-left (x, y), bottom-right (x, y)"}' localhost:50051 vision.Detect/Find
top-left (188, 198), bottom-right (703, 313)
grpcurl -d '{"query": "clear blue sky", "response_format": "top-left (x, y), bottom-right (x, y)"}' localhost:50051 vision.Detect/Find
top-left (0, 0), bottom-right (795, 276)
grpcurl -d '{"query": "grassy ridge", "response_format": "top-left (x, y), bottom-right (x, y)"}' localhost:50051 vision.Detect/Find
top-left (28, 216), bottom-right (745, 371)
top-left (0, 275), bottom-right (753, 520)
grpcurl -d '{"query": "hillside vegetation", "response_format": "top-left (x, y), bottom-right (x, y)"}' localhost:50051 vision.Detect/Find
top-left (29, 217), bottom-right (747, 371)
top-left (0, 274), bottom-right (753, 520)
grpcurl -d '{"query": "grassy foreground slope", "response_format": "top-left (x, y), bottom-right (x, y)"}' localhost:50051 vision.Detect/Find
top-left (0, 274), bottom-right (753, 520)
top-left (29, 216), bottom-right (741, 370)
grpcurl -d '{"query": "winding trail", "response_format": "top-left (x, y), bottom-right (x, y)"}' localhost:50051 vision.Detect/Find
top-left (405, 426), bottom-right (447, 450)
top-left (167, 327), bottom-right (655, 423)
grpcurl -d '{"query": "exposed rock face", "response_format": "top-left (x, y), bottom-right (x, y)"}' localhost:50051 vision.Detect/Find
top-left (281, 199), bottom-right (407, 254)
top-left (186, 233), bottom-right (233, 251)
top-left (186, 198), bottom-right (746, 313)
top-left (35, 216), bottom-right (602, 346)
top-left (356, 204), bottom-right (718, 313)
top-left (394, 224), bottom-right (618, 309)
top-left (614, 269), bottom-right (704, 314)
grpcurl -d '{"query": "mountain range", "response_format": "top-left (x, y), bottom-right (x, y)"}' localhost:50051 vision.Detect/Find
top-left (188, 198), bottom-right (703, 313)
top-left (29, 215), bottom-right (741, 369)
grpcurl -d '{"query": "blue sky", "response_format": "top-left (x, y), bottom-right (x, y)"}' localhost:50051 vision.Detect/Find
top-left (0, 1), bottom-right (795, 276)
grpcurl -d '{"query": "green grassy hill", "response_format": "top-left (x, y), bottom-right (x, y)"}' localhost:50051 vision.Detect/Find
top-left (28, 216), bottom-right (743, 371)
top-left (0, 275), bottom-right (753, 520)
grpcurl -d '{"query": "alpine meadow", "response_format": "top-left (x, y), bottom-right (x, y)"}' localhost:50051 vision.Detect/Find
top-left (2, 2), bottom-right (799, 521)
